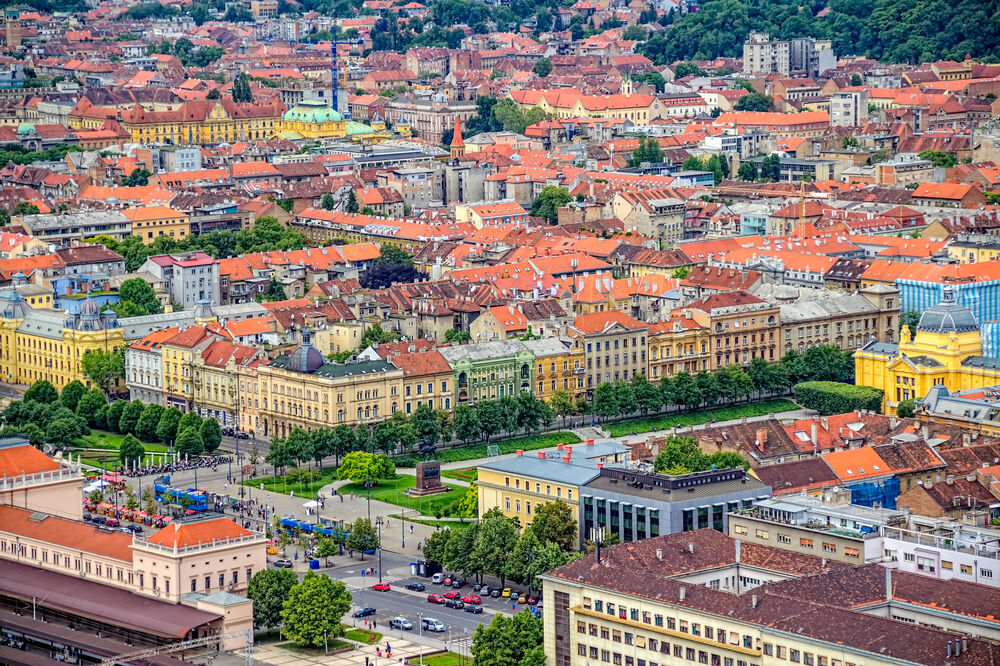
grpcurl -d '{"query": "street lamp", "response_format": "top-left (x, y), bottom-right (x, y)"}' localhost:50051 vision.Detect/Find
top-left (418, 612), bottom-right (423, 665)
top-left (375, 516), bottom-right (384, 583)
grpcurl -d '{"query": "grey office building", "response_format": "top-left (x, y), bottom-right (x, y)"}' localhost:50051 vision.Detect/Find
top-left (580, 466), bottom-right (771, 544)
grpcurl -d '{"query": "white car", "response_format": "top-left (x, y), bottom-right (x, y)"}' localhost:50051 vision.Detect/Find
top-left (421, 618), bottom-right (445, 632)
top-left (389, 617), bottom-right (412, 630)
top-left (431, 573), bottom-right (444, 584)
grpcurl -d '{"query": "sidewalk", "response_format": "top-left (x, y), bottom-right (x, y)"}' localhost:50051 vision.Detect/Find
top-left (234, 633), bottom-right (456, 666)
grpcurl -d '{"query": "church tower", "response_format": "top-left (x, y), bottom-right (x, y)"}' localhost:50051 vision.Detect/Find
top-left (450, 116), bottom-right (465, 159)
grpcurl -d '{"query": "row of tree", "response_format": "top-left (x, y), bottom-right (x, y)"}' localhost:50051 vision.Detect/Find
top-left (4, 380), bottom-right (223, 460)
top-left (424, 504), bottom-right (579, 591)
top-left (246, 569), bottom-right (353, 646)
top-left (86, 216), bottom-right (305, 272)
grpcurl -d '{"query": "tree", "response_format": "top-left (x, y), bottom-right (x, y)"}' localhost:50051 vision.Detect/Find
top-left (115, 278), bottom-right (161, 317)
top-left (345, 517), bottom-right (379, 558)
top-left (232, 72), bottom-right (254, 103)
top-left (411, 404), bottom-right (439, 443)
top-left (45, 417), bottom-right (85, 449)
top-left (59, 380), bottom-right (87, 412)
top-left (896, 398), bottom-right (916, 418)
top-left (918, 149), bottom-right (957, 168)
top-left (476, 400), bottom-right (504, 443)
top-left (792, 381), bottom-right (884, 415)
top-left (136, 403), bottom-right (164, 442)
top-left (280, 571), bottom-right (352, 646)
top-left (345, 190), bottom-right (360, 213)
top-left (901, 311), bottom-right (920, 333)
top-left (454, 404), bottom-right (479, 444)
top-left (336, 451), bottom-right (395, 487)
top-left (81, 348), bottom-right (125, 395)
top-left (714, 364), bottom-right (752, 403)
top-left (628, 137), bottom-right (665, 167)
top-left (119, 434), bottom-right (145, 467)
top-left (375, 244), bottom-right (413, 267)
top-left (653, 436), bottom-right (709, 473)
top-left (592, 382), bottom-right (618, 421)
top-left (549, 390), bottom-right (575, 426)
top-left (530, 186), bottom-right (570, 225)
top-left (122, 168), bottom-right (151, 187)
top-left (622, 24), bottom-right (647, 41)
top-left (850, 73), bottom-right (863, 86)
top-left (200, 419), bottom-right (222, 453)
top-left (206, 88), bottom-right (221, 100)
top-left (695, 371), bottom-right (720, 407)
top-left (25, 380), bottom-right (58, 404)
top-left (737, 160), bottom-right (758, 181)
top-left (532, 57), bottom-right (553, 77)
top-left (105, 400), bottom-right (127, 433)
top-left (320, 193), bottom-right (335, 210)
top-left (266, 439), bottom-right (294, 472)
top-left (118, 400), bottom-right (145, 435)
top-left (73, 389), bottom-right (107, 426)
top-left (734, 93), bottom-right (774, 112)
top-left (178, 410), bottom-right (202, 434)
top-left (674, 61), bottom-right (706, 78)
top-left (842, 136), bottom-right (860, 150)
top-left (424, 528), bottom-right (453, 566)
top-left (156, 407), bottom-right (183, 444)
top-left (707, 450), bottom-right (749, 470)
top-left (529, 500), bottom-right (577, 552)
top-left (474, 507), bottom-right (519, 589)
top-left (247, 568), bottom-right (298, 629)
top-left (759, 154), bottom-right (781, 182)
top-left (472, 610), bottom-right (544, 666)
top-left (175, 426), bottom-right (205, 456)
top-left (458, 482), bottom-right (478, 520)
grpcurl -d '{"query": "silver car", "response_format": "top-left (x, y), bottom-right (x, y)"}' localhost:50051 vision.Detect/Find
top-left (389, 617), bottom-right (412, 630)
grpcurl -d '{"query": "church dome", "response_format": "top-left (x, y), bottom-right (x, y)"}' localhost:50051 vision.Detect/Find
top-left (345, 120), bottom-right (374, 136)
top-left (288, 328), bottom-right (325, 373)
top-left (16, 123), bottom-right (33, 135)
top-left (80, 297), bottom-right (101, 317)
top-left (282, 99), bottom-right (342, 124)
top-left (916, 286), bottom-right (979, 334)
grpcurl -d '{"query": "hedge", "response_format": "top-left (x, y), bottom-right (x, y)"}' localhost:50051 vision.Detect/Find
top-left (792, 381), bottom-right (883, 415)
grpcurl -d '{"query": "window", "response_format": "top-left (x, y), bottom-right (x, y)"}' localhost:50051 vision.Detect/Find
top-left (790, 650), bottom-right (800, 663)
top-left (578, 622), bottom-right (586, 634)
top-left (755, 529), bottom-right (769, 539)
top-left (191, 579), bottom-right (197, 592)
top-left (961, 564), bottom-right (973, 575)
top-left (595, 600), bottom-right (603, 612)
top-left (822, 543), bottom-right (837, 553)
top-left (982, 569), bottom-right (994, 579)
top-left (800, 538), bottom-right (813, 548)
top-left (205, 576), bottom-right (211, 590)
top-left (778, 534), bottom-right (791, 544)
top-left (733, 524), bottom-right (748, 535)
top-left (579, 645), bottom-right (587, 656)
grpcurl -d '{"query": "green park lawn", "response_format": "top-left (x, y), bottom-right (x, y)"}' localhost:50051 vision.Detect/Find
top-left (342, 628), bottom-right (382, 644)
top-left (393, 431), bottom-right (581, 467)
top-left (605, 399), bottom-right (798, 437)
top-left (72, 430), bottom-right (170, 468)
top-left (278, 639), bottom-right (351, 655)
top-left (247, 467), bottom-right (338, 497)
top-left (413, 653), bottom-right (467, 666)
top-left (440, 467), bottom-right (477, 483)
top-left (339, 475), bottom-right (466, 518)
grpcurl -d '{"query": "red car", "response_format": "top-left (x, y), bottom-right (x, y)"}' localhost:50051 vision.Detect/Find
top-left (443, 577), bottom-right (453, 585)
top-left (443, 590), bottom-right (460, 599)
top-left (461, 594), bottom-right (481, 604)
top-left (372, 582), bottom-right (391, 591)
top-left (427, 594), bottom-right (446, 604)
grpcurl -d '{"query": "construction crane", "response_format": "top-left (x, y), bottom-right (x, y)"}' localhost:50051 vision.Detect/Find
top-left (332, 39), bottom-right (363, 120)
top-left (98, 629), bottom-right (253, 666)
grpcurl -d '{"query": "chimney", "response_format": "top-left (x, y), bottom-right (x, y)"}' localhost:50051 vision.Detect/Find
top-left (557, 444), bottom-right (565, 450)
top-left (538, 451), bottom-right (545, 458)
top-left (587, 439), bottom-right (594, 445)
top-left (885, 567), bottom-right (892, 602)
top-left (688, 542), bottom-right (694, 554)
top-left (734, 539), bottom-right (741, 564)
top-left (563, 455), bottom-right (571, 463)
top-left (516, 449), bottom-right (524, 456)
top-left (565, 446), bottom-right (573, 456)
top-left (811, 422), bottom-right (818, 450)
top-left (955, 639), bottom-right (961, 656)
top-left (962, 638), bottom-right (969, 653)
top-left (597, 462), bottom-right (603, 469)
top-left (751, 594), bottom-right (758, 608)
top-left (655, 548), bottom-right (663, 561)
top-left (921, 424), bottom-right (929, 440)
top-left (947, 642), bottom-right (953, 659)
top-left (679, 588), bottom-right (686, 601)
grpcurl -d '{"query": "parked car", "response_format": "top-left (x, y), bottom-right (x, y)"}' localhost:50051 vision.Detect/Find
top-left (235, 432), bottom-right (250, 439)
top-left (501, 588), bottom-right (512, 598)
top-left (389, 617), bottom-right (412, 630)
top-left (104, 518), bottom-right (120, 527)
top-left (473, 583), bottom-right (482, 592)
top-left (82, 513), bottom-right (92, 521)
top-left (405, 582), bottom-right (426, 591)
top-left (443, 590), bottom-right (460, 599)
top-left (464, 604), bottom-right (484, 614)
top-left (444, 599), bottom-right (465, 609)
top-left (490, 588), bottom-right (502, 598)
top-left (510, 592), bottom-right (520, 603)
top-left (91, 515), bottom-right (107, 525)
top-left (451, 578), bottom-right (464, 589)
top-left (274, 559), bottom-right (293, 568)
top-left (353, 607), bottom-right (376, 617)
top-left (427, 594), bottom-right (446, 604)
top-left (479, 586), bottom-right (491, 596)
top-left (443, 576), bottom-right (453, 586)
top-left (372, 582), bottom-right (391, 591)
top-left (422, 618), bottom-right (445, 632)
top-left (125, 524), bottom-right (143, 534)
top-left (526, 594), bottom-right (540, 605)
top-left (462, 595), bottom-right (481, 604)
top-left (431, 573), bottom-right (444, 584)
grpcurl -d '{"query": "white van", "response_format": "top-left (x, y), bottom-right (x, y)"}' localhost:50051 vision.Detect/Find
top-left (421, 618), bottom-right (445, 632)
top-left (431, 573), bottom-right (444, 584)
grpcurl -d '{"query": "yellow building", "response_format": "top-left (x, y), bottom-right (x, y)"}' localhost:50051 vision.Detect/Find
top-left (477, 452), bottom-right (589, 538)
top-left (257, 329), bottom-right (405, 439)
top-left (314, 321), bottom-right (366, 355)
top-left (161, 325), bottom-right (219, 412)
top-left (648, 317), bottom-right (711, 381)
top-left (120, 99), bottom-right (284, 146)
top-left (854, 287), bottom-right (1000, 414)
top-left (276, 99), bottom-right (390, 143)
top-left (523, 338), bottom-right (586, 403)
top-left (122, 206), bottom-right (191, 244)
top-left (192, 339), bottom-right (259, 428)
top-left (0, 291), bottom-right (124, 389)
top-left (945, 235), bottom-right (1000, 264)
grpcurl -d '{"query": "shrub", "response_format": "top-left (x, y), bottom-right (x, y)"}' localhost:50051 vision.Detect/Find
top-left (896, 398), bottom-right (915, 418)
top-left (793, 381), bottom-right (883, 415)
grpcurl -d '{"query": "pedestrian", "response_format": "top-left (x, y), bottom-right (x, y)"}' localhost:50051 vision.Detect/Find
top-left (340, 495), bottom-right (344, 502)
top-left (512, 602), bottom-right (516, 612)
top-left (365, 657), bottom-right (370, 666)
top-left (409, 524), bottom-right (414, 534)
top-left (377, 649), bottom-right (382, 658)
top-left (373, 620), bottom-right (377, 629)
